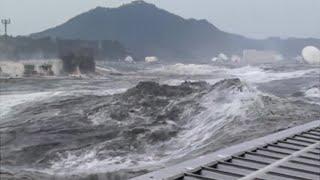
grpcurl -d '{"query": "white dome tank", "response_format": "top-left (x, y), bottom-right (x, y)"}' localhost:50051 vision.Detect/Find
top-left (302, 46), bottom-right (320, 65)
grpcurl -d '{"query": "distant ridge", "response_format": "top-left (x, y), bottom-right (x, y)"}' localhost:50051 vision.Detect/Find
top-left (32, 0), bottom-right (320, 60)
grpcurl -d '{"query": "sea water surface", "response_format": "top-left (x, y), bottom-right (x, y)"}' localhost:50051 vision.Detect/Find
top-left (0, 62), bottom-right (319, 179)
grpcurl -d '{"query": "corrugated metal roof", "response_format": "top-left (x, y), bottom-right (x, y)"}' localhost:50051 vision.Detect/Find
top-left (132, 121), bottom-right (320, 180)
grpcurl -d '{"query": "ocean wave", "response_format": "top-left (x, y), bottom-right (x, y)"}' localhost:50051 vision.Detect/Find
top-left (305, 87), bottom-right (320, 98)
top-left (1, 78), bottom-right (319, 178)
top-left (0, 91), bottom-right (62, 118)
top-left (142, 63), bottom-right (317, 85)
top-left (143, 63), bottom-right (222, 75)
top-left (228, 65), bottom-right (318, 83)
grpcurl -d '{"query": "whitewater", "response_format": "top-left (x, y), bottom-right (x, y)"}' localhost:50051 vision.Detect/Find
top-left (0, 62), bottom-right (319, 180)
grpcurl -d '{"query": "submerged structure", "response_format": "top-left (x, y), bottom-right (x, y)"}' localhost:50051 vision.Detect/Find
top-left (60, 48), bottom-right (96, 74)
top-left (0, 59), bottom-right (63, 77)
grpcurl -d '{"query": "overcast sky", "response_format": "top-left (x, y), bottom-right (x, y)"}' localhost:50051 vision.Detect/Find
top-left (1, 0), bottom-right (319, 39)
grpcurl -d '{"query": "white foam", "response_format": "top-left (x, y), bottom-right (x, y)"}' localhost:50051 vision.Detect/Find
top-left (145, 64), bottom-right (317, 83)
top-left (146, 63), bottom-right (220, 75)
top-left (0, 91), bottom-right (62, 118)
top-left (70, 88), bottom-right (127, 97)
top-left (305, 87), bottom-right (320, 98)
top-left (47, 149), bottom-right (160, 175)
top-left (165, 82), bottom-right (262, 156)
top-left (95, 66), bottom-right (120, 74)
top-left (162, 78), bottom-right (223, 86)
top-left (0, 87), bottom-right (127, 122)
top-left (228, 66), bottom-right (318, 83)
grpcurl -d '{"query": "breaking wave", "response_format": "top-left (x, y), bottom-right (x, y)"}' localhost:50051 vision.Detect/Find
top-left (0, 91), bottom-right (62, 118)
top-left (143, 63), bottom-right (318, 85)
top-left (305, 87), bottom-right (320, 98)
top-left (227, 65), bottom-right (319, 83)
top-left (1, 78), bottom-right (319, 179)
top-left (0, 88), bottom-right (127, 120)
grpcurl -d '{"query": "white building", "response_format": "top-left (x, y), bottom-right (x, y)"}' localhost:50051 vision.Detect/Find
top-left (145, 56), bottom-right (159, 63)
top-left (124, 56), bottom-right (135, 63)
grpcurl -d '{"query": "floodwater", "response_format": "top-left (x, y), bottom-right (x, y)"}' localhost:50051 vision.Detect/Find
top-left (1, 62), bottom-right (319, 180)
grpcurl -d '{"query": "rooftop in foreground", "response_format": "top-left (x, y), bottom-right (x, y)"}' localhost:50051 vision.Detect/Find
top-left (133, 120), bottom-right (320, 180)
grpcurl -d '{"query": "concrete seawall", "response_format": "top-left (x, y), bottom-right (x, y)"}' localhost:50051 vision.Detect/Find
top-left (133, 120), bottom-right (320, 180)
top-left (0, 59), bottom-right (63, 77)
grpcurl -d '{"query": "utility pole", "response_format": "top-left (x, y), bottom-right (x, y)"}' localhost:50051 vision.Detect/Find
top-left (1, 19), bottom-right (11, 38)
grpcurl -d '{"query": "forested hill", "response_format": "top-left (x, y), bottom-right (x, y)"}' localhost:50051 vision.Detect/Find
top-left (32, 0), bottom-right (320, 59)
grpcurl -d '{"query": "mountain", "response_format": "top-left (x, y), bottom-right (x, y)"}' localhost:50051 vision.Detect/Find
top-left (32, 0), bottom-right (320, 60)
